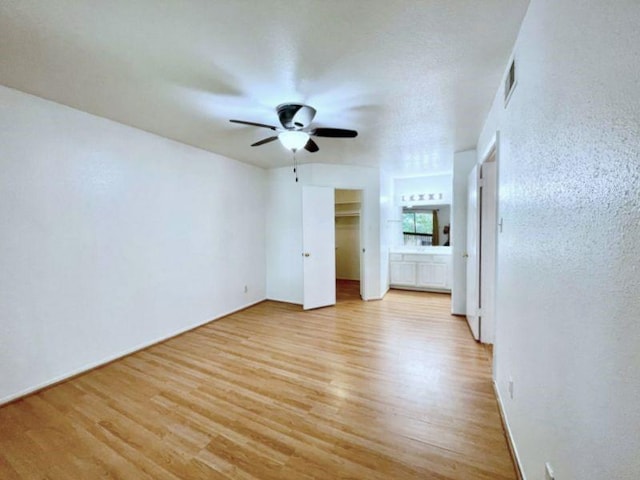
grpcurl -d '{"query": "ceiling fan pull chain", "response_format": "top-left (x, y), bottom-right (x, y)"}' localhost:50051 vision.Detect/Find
top-left (293, 150), bottom-right (299, 182)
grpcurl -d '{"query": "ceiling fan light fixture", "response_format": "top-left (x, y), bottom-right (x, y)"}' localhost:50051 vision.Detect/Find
top-left (278, 131), bottom-right (309, 151)
top-left (230, 103), bottom-right (357, 157)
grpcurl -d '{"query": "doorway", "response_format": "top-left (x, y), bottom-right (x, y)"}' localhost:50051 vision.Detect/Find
top-left (335, 189), bottom-right (363, 303)
top-left (466, 145), bottom-right (499, 343)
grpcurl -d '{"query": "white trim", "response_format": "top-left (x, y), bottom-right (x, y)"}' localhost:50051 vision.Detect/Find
top-left (494, 381), bottom-right (526, 480)
top-left (365, 286), bottom-right (389, 301)
top-left (389, 285), bottom-right (451, 294)
top-left (480, 131), bottom-right (499, 166)
top-left (490, 131), bottom-right (500, 380)
top-left (0, 298), bottom-right (266, 406)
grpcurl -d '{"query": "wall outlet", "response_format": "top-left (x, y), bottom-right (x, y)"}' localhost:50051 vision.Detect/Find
top-left (508, 377), bottom-right (514, 399)
top-left (244, 285), bottom-right (248, 293)
top-left (545, 462), bottom-right (555, 480)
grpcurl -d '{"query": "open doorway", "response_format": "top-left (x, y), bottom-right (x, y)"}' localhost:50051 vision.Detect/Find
top-left (335, 189), bottom-right (363, 303)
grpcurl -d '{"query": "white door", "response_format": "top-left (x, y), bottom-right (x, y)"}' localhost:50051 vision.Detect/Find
top-left (466, 165), bottom-right (480, 340)
top-left (303, 186), bottom-right (336, 310)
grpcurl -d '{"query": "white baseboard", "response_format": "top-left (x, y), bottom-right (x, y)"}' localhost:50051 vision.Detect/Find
top-left (493, 381), bottom-right (526, 480)
top-left (390, 285), bottom-right (451, 294)
top-left (265, 296), bottom-right (303, 306)
top-left (0, 298), bottom-right (266, 406)
top-left (363, 286), bottom-right (389, 301)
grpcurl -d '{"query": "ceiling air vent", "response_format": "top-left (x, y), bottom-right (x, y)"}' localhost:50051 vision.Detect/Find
top-left (504, 57), bottom-right (517, 107)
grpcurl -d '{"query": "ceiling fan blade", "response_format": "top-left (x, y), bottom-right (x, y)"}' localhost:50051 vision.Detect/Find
top-left (251, 136), bottom-right (279, 147)
top-left (310, 127), bottom-right (358, 138)
top-left (230, 119), bottom-right (278, 130)
top-left (304, 138), bottom-right (319, 153)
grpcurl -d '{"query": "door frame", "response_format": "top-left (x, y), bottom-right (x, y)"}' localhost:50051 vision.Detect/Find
top-left (334, 188), bottom-right (365, 300)
top-left (356, 190), bottom-right (366, 300)
top-left (330, 185), bottom-right (368, 300)
top-left (478, 132), bottom-right (501, 372)
top-left (303, 184), bottom-right (368, 302)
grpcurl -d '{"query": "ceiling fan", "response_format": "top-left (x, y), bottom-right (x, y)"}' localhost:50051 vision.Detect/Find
top-left (229, 103), bottom-right (358, 153)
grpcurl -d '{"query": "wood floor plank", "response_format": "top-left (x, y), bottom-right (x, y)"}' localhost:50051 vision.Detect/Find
top-left (0, 283), bottom-right (516, 479)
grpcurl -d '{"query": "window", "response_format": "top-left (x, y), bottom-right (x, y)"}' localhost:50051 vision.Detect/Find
top-left (403, 209), bottom-right (433, 246)
top-left (403, 212), bottom-right (433, 234)
top-left (504, 57), bottom-right (517, 106)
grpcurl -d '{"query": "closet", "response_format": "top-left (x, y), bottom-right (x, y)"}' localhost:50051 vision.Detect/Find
top-left (335, 189), bottom-right (362, 296)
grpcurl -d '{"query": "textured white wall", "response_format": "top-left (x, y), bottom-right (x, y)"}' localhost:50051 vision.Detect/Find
top-left (0, 86), bottom-right (267, 404)
top-left (478, 1), bottom-right (640, 478)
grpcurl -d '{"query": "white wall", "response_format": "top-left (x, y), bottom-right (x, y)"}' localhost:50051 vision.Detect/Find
top-left (393, 173), bottom-right (452, 206)
top-left (478, 1), bottom-right (640, 478)
top-left (0, 86), bottom-right (267, 404)
top-left (451, 150), bottom-right (476, 315)
top-left (266, 163), bottom-right (381, 302)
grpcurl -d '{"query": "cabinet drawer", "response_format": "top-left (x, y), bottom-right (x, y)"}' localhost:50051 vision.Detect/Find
top-left (389, 253), bottom-right (403, 262)
top-left (404, 254), bottom-right (432, 262)
top-left (430, 254), bottom-right (449, 264)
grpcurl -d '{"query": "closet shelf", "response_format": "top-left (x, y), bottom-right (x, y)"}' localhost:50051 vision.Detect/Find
top-left (335, 202), bottom-right (361, 217)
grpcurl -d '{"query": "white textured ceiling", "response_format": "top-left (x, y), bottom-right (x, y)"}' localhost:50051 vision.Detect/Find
top-left (0, 0), bottom-right (528, 174)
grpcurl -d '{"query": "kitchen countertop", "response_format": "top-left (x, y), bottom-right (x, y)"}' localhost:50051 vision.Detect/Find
top-left (390, 246), bottom-right (452, 255)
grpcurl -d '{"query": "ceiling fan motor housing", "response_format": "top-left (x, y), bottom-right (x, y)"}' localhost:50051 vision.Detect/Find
top-left (276, 103), bottom-right (317, 130)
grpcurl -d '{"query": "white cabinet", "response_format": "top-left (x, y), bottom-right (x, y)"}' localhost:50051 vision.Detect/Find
top-left (390, 262), bottom-right (416, 286)
top-left (417, 262), bottom-right (447, 288)
top-left (389, 250), bottom-right (452, 292)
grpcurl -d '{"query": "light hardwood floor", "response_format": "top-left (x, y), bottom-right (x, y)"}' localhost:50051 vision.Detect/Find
top-left (0, 283), bottom-right (516, 479)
